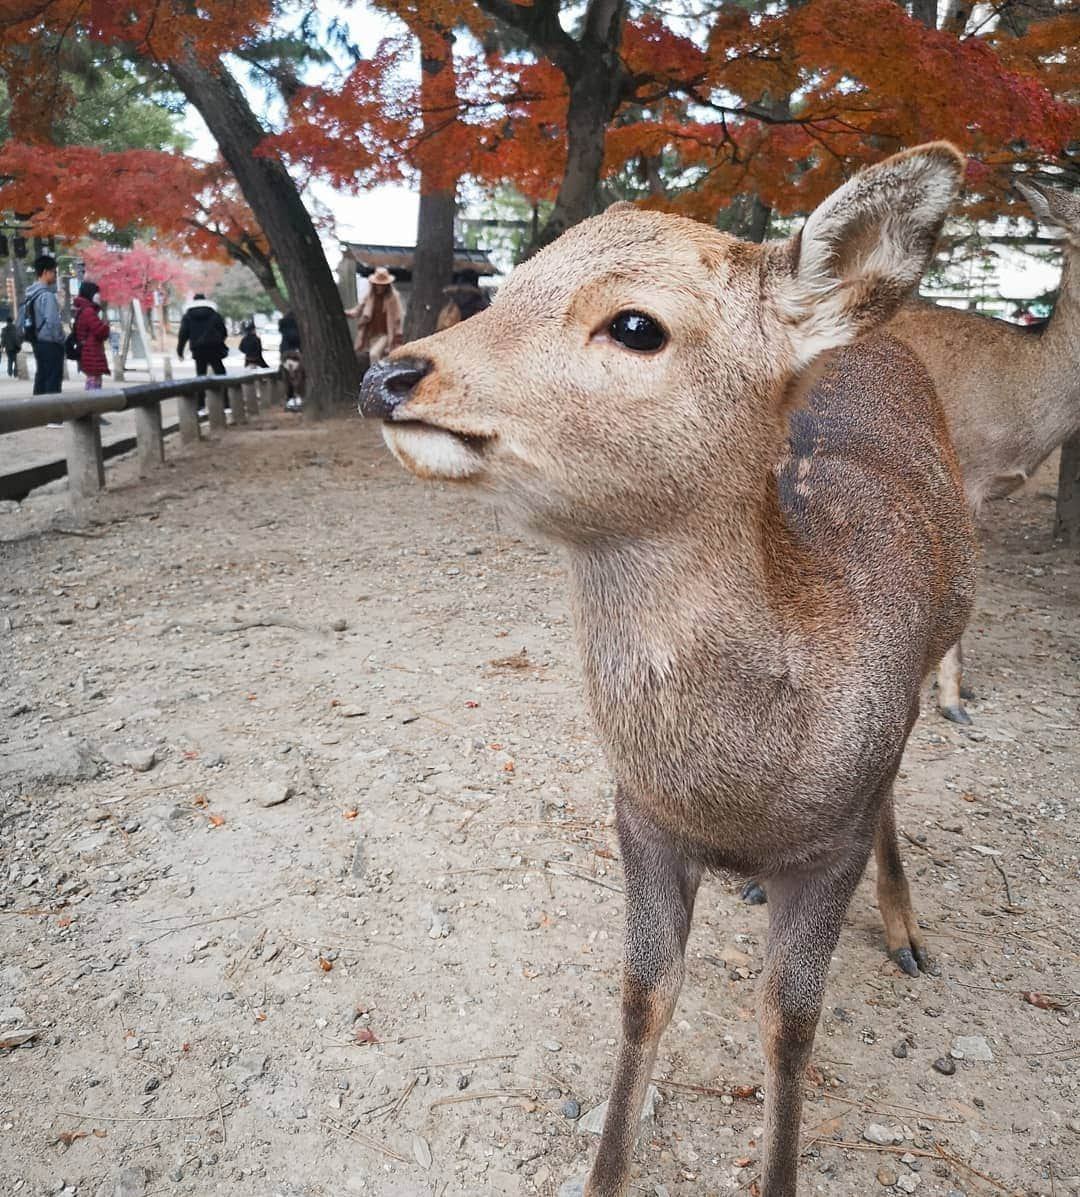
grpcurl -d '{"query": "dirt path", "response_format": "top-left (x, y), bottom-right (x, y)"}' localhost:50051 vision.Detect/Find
top-left (1, 417), bottom-right (1077, 1197)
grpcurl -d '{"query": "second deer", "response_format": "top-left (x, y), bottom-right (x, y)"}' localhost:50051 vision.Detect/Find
top-left (361, 144), bottom-right (975, 1196)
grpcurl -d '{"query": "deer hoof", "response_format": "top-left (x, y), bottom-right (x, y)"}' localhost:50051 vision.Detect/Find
top-left (557, 1180), bottom-right (586, 1197)
top-left (939, 704), bottom-right (972, 725)
top-left (740, 881), bottom-right (767, 905)
top-left (893, 947), bottom-right (921, 977)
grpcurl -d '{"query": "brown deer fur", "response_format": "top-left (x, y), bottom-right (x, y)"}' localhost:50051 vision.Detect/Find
top-left (886, 182), bottom-right (1080, 721)
top-left (360, 144), bottom-right (975, 1197)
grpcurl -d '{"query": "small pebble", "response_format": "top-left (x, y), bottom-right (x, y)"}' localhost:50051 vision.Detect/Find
top-left (456, 1074), bottom-right (470, 1091)
top-left (877, 1166), bottom-right (899, 1186)
top-left (892, 1040), bottom-right (908, 1059)
top-left (543, 1038), bottom-right (563, 1053)
top-left (330, 618), bottom-right (348, 632)
top-left (561, 1099), bottom-right (581, 1119)
top-left (932, 1056), bottom-right (956, 1076)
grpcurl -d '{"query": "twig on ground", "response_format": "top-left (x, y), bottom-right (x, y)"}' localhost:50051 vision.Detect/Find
top-left (323, 1117), bottom-right (408, 1162)
top-left (170, 617), bottom-right (331, 636)
top-left (142, 899), bottom-right (282, 944)
top-left (990, 858), bottom-right (1015, 907)
top-left (408, 1052), bottom-right (518, 1072)
top-left (430, 1088), bottom-right (536, 1110)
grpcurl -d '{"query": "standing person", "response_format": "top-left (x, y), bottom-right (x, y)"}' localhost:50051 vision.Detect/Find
top-left (72, 281), bottom-right (111, 390)
top-left (345, 268), bottom-right (403, 365)
top-left (1, 317), bottom-right (17, 377)
top-left (239, 321), bottom-right (269, 368)
top-left (277, 311), bottom-right (303, 411)
top-left (435, 269), bottom-right (491, 331)
top-left (22, 254), bottom-right (65, 394)
top-left (177, 293), bottom-right (228, 377)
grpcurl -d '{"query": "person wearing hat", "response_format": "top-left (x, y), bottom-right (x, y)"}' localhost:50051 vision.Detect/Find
top-left (345, 267), bottom-right (404, 364)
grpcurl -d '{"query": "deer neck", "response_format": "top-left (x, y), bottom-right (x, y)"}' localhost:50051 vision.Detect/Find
top-left (565, 481), bottom-right (810, 714)
top-left (1025, 247), bottom-right (1080, 449)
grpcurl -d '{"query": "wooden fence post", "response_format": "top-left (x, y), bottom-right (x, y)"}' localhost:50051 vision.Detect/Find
top-left (241, 379), bottom-right (259, 420)
top-left (207, 386), bottom-right (227, 431)
top-left (65, 415), bottom-right (105, 497)
top-left (232, 383), bottom-right (248, 425)
top-left (134, 403), bottom-right (164, 475)
top-left (1054, 433), bottom-right (1080, 544)
top-left (177, 394), bottom-right (201, 443)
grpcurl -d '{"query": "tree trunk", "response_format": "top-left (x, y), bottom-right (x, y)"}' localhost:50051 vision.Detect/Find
top-left (1054, 433), bottom-right (1080, 544)
top-left (405, 190), bottom-right (456, 342)
top-left (404, 27), bottom-right (458, 343)
top-left (746, 196), bottom-right (772, 243)
top-left (167, 56), bottom-right (358, 419)
top-left (529, 68), bottom-right (621, 253)
top-left (910, 0), bottom-right (938, 28)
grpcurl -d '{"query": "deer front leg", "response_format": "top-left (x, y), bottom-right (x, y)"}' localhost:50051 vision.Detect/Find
top-left (757, 857), bottom-right (868, 1195)
top-left (874, 785), bottom-right (931, 976)
top-left (575, 800), bottom-right (701, 1197)
top-left (936, 640), bottom-right (971, 724)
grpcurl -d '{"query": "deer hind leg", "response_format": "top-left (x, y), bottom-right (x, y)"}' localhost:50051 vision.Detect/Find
top-left (937, 640), bottom-right (972, 724)
top-left (875, 784), bottom-right (931, 976)
top-left (576, 800), bottom-right (701, 1197)
top-left (757, 855), bottom-right (868, 1196)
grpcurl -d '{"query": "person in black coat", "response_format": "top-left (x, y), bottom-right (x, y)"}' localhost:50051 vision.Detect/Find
top-left (239, 321), bottom-right (269, 368)
top-left (177, 294), bottom-right (228, 376)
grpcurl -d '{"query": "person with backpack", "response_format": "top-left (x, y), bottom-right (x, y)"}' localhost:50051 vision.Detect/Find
top-left (177, 293), bottom-right (228, 376)
top-left (1, 318), bottom-right (18, 378)
top-left (21, 254), bottom-right (65, 394)
top-left (72, 281), bottom-right (111, 390)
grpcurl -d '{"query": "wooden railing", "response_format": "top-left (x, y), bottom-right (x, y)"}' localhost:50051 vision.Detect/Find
top-left (0, 369), bottom-right (283, 499)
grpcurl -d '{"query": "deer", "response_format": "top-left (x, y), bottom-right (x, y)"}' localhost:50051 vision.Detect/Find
top-left (886, 181), bottom-right (1080, 724)
top-left (360, 143), bottom-right (975, 1197)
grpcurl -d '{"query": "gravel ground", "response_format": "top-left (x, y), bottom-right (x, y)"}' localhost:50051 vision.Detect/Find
top-left (0, 415), bottom-right (1077, 1197)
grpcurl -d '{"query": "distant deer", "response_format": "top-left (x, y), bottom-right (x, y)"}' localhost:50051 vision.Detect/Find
top-left (887, 181), bottom-right (1080, 722)
top-left (361, 145), bottom-right (975, 1197)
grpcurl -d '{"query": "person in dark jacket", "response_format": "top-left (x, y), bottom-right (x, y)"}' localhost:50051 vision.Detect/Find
top-left (1, 318), bottom-right (17, 377)
top-left (239, 321), bottom-right (268, 368)
top-left (177, 294), bottom-right (228, 376)
top-left (278, 311), bottom-right (301, 353)
top-left (72, 281), bottom-right (111, 390)
top-left (435, 269), bottom-right (491, 331)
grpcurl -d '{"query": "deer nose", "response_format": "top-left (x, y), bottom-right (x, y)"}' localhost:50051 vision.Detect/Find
top-left (359, 357), bottom-right (432, 419)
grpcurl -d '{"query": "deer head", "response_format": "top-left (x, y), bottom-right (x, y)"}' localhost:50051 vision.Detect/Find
top-left (361, 143), bottom-right (964, 541)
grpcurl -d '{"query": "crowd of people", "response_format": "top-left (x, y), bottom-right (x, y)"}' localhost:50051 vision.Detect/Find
top-left (3, 259), bottom-right (493, 410)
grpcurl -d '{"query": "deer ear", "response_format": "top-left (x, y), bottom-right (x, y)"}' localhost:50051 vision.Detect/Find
top-left (771, 142), bottom-right (965, 370)
top-left (1017, 180), bottom-right (1080, 243)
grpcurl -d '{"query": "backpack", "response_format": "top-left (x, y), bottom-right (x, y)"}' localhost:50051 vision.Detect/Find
top-left (17, 292), bottom-right (41, 348)
top-left (64, 328), bottom-right (81, 362)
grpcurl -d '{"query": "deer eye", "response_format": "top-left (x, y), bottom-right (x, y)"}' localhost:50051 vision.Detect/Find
top-left (608, 311), bottom-right (666, 353)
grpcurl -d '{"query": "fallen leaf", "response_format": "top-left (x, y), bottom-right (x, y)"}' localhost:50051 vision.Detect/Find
top-left (58, 915), bottom-right (72, 929)
top-left (193, 795), bottom-right (208, 809)
top-left (342, 808), bottom-right (358, 820)
top-left (254, 1011), bottom-right (267, 1022)
top-left (489, 648), bottom-right (530, 670)
top-left (735, 1156), bottom-right (752, 1168)
top-left (181, 1042), bottom-right (191, 1052)
top-left (330, 698), bottom-right (341, 707)
top-left (732, 1085), bottom-right (758, 1100)
top-left (53, 1131), bottom-right (88, 1147)
top-left (412, 1133), bottom-right (433, 1169)
top-left (318, 957), bottom-right (333, 972)
top-left (355, 1027), bottom-right (378, 1045)
top-left (1022, 991), bottom-right (1067, 1011)
top-left (246, 694), bottom-right (257, 702)
top-left (183, 750), bottom-right (199, 760)
top-left (92, 1128), bottom-right (107, 1138)
top-left (502, 761), bottom-right (515, 773)
top-left (208, 814), bottom-right (225, 828)
top-left (465, 700), bottom-right (480, 709)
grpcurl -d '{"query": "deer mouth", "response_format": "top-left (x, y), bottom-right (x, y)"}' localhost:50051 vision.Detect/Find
top-left (381, 419), bottom-right (492, 481)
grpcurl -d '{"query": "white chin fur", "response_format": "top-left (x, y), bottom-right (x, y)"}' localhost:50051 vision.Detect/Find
top-left (382, 424), bottom-right (484, 481)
